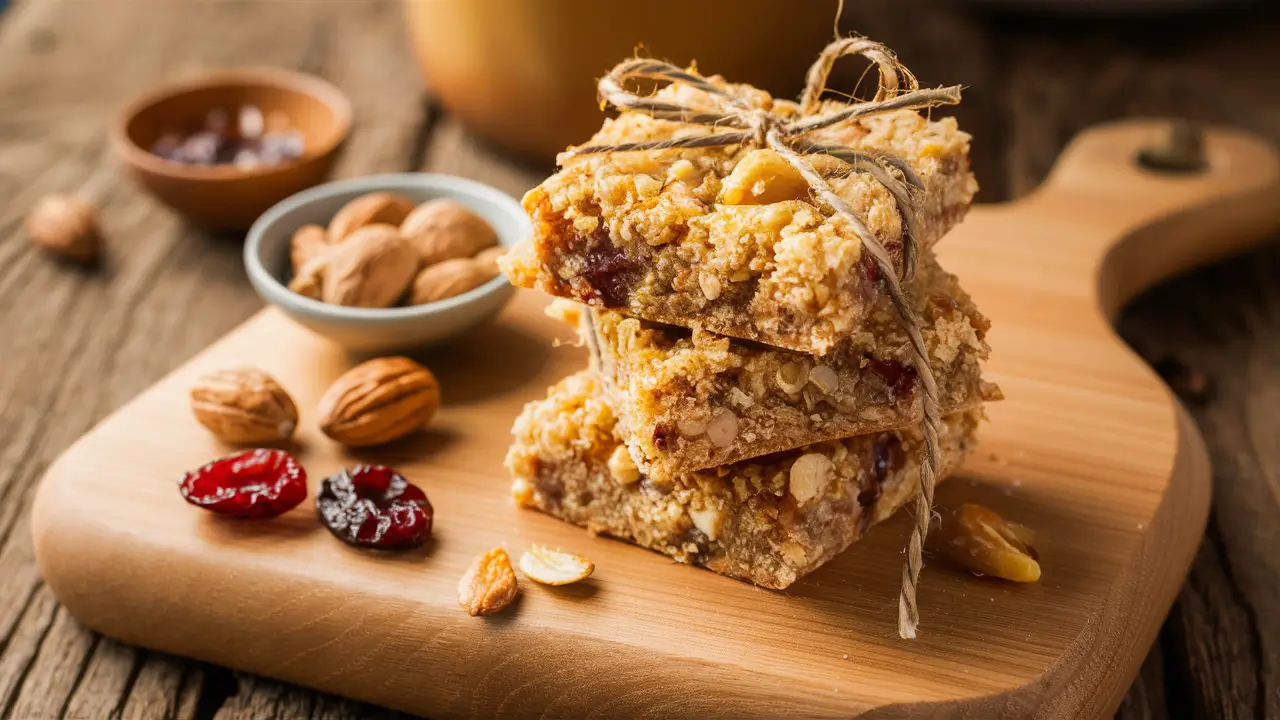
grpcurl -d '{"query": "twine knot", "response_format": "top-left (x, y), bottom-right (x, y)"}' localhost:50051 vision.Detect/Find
top-left (745, 109), bottom-right (775, 147)
top-left (567, 38), bottom-right (962, 284)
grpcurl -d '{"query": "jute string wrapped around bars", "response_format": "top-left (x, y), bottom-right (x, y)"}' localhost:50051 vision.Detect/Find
top-left (560, 37), bottom-right (963, 639)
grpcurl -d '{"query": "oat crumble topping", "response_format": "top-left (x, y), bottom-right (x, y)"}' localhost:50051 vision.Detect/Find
top-left (500, 77), bottom-right (977, 356)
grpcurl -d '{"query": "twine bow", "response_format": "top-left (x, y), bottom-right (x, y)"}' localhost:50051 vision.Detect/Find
top-left (564, 38), bottom-right (964, 639)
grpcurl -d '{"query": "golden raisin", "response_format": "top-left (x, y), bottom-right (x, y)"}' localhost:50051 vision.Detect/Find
top-left (943, 503), bottom-right (1041, 583)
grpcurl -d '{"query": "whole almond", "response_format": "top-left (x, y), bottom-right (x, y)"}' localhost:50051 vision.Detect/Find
top-left (327, 192), bottom-right (417, 243)
top-left (472, 245), bottom-right (506, 276)
top-left (322, 224), bottom-right (420, 308)
top-left (458, 548), bottom-right (518, 616)
top-left (26, 194), bottom-right (101, 261)
top-left (190, 367), bottom-right (298, 444)
top-left (401, 199), bottom-right (497, 266)
top-left (408, 258), bottom-right (491, 305)
top-left (288, 253), bottom-right (328, 300)
top-left (316, 356), bottom-right (440, 447)
top-left (290, 224), bottom-right (330, 275)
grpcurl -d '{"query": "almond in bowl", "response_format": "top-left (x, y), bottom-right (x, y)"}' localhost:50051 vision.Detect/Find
top-left (244, 173), bottom-right (527, 352)
top-left (286, 193), bottom-right (503, 309)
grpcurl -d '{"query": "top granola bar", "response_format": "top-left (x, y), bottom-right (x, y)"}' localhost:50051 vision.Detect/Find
top-left (501, 75), bottom-right (977, 356)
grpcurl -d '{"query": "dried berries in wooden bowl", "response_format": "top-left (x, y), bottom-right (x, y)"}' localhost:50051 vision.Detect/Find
top-left (150, 105), bottom-right (306, 170)
top-left (112, 67), bottom-right (352, 230)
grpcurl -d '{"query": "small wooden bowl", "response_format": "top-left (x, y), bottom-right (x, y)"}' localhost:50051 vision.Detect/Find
top-left (112, 67), bottom-right (352, 230)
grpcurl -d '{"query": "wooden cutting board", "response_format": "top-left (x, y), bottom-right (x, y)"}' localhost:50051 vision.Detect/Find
top-left (31, 120), bottom-right (1280, 719)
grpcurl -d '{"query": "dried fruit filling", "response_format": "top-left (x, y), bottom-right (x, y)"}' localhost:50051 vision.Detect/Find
top-left (179, 448), bottom-right (307, 519)
top-left (864, 356), bottom-right (918, 401)
top-left (570, 228), bottom-right (640, 308)
top-left (316, 465), bottom-right (433, 548)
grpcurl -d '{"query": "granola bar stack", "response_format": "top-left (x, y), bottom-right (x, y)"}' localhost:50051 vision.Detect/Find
top-left (500, 55), bottom-right (999, 590)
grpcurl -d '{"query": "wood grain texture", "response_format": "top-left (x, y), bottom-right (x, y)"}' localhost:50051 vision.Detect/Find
top-left (1118, 245), bottom-right (1280, 720)
top-left (993, 7), bottom-right (1280, 201)
top-left (987, 6), bottom-right (1280, 717)
top-left (26, 121), bottom-right (1279, 718)
top-left (0, 1), bottom-right (422, 717)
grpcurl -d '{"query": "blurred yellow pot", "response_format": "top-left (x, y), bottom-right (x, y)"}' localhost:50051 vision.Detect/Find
top-left (404, 0), bottom-right (834, 162)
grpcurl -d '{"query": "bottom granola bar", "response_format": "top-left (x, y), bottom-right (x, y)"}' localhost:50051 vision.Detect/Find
top-left (505, 371), bottom-right (980, 590)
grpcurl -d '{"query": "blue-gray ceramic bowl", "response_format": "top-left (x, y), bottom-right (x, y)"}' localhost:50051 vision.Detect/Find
top-left (244, 173), bottom-right (527, 352)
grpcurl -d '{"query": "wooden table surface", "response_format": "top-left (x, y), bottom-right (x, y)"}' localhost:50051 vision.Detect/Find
top-left (0, 1), bottom-right (1277, 718)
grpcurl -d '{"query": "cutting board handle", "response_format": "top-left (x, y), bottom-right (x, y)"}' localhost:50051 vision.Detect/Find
top-left (993, 119), bottom-right (1280, 319)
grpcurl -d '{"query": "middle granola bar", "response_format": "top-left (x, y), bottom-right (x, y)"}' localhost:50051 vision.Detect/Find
top-left (556, 251), bottom-right (1000, 482)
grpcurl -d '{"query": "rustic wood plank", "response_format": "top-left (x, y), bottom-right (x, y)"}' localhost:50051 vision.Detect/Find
top-left (996, 6), bottom-right (1280, 198)
top-left (419, 117), bottom-right (546, 198)
top-left (9, 605), bottom-right (98, 718)
top-left (0, 584), bottom-right (58, 715)
top-left (61, 639), bottom-right (143, 720)
top-left (0, 0), bottom-right (427, 717)
top-left (1113, 636), bottom-right (1169, 720)
top-left (117, 655), bottom-right (202, 720)
top-left (1118, 241), bottom-right (1280, 720)
top-left (212, 674), bottom-right (411, 720)
top-left (211, 675), bottom-right (313, 720)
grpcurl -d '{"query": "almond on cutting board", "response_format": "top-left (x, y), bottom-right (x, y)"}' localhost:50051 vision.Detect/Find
top-left (190, 367), bottom-right (298, 444)
top-left (316, 356), bottom-right (440, 447)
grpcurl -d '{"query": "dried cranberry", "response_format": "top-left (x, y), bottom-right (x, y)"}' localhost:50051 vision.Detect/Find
top-left (148, 105), bottom-right (304, 169)
top-left (860, 255), bottom-right (881, 285)
top-left (316, 465), bottom-right (432, 548)
top-left (579, 229), bottom-right (637, 308)
top-left (864, 357), bottom-right (918, 400)
top-left (652, 422), bottom-right (673, 451)
top-left (179, 449), bottom-right (307, 519)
